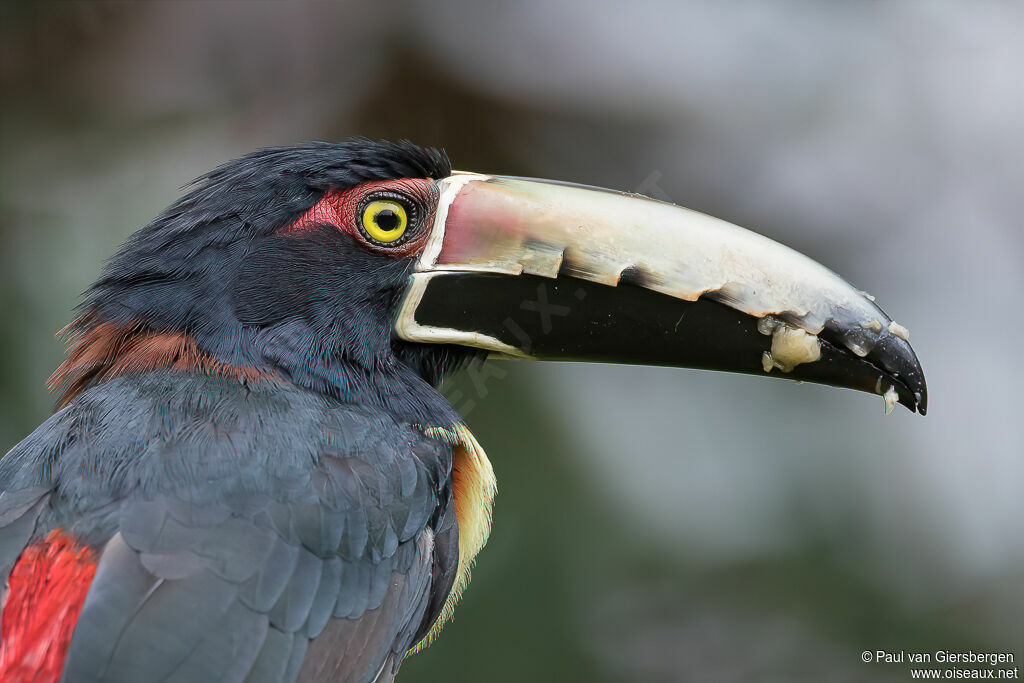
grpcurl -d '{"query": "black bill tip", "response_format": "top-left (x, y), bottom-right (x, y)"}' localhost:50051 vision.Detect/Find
top-left (798, 326), bottom-right (927, 415)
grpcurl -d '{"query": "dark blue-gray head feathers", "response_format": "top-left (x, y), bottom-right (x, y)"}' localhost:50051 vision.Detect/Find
top-left (64, 139), bottom-right (474, 425)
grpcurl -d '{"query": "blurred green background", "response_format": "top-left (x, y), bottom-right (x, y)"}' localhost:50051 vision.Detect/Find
top-left (1, 2), bottom-right (1021, 681)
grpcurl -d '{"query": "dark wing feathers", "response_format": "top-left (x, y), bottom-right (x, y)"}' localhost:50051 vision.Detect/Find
top-left (0, 372), bottom-right (457, 683)
top-left (165, 600), bottom-right (271, 683)
top-left (297, 531), bottom-right (435, 683)
top-left (411, 494), bottom-right (459, 648)
top-left (269, 546), bottom-right (323, 632)
top-left (0, 487), bottom-right (49, 595)
top-left (303, 557), bottom-right (342, 638)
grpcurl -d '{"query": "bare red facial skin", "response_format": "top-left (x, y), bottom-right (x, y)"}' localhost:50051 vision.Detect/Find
top-left (0, 530), bottom-right (97, 683)
top-left (281, 178), bottom-right (439, 258)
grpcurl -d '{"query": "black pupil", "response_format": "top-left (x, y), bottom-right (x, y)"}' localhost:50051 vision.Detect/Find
top-left (374, 208), bottom-right (401, 232)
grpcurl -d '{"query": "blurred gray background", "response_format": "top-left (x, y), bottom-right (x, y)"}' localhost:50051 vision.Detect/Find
top-left (1, 2), bottom-right (1021, 681)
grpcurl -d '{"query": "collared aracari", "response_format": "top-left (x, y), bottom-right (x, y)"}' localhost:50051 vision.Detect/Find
top-left (0, 139), bottom-right (926, 683)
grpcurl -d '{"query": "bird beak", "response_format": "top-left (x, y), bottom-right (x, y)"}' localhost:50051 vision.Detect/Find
top-left (395, 173), bottom-right (927, 415)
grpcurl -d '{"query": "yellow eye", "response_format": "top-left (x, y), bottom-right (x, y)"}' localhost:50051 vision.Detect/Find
top-left (360, 199), bottom-right (409, 244)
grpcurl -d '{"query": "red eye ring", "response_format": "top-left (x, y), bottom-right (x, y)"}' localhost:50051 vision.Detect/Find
top-left (282, 178), bottom-right (439, 258)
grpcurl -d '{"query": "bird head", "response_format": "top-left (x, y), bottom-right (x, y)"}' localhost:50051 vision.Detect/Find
top-left (52, 139), bottom-right (927, 421)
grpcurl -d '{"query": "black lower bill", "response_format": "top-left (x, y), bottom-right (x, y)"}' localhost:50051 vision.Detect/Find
top-left (409, 272), bottom-right (928, 414)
